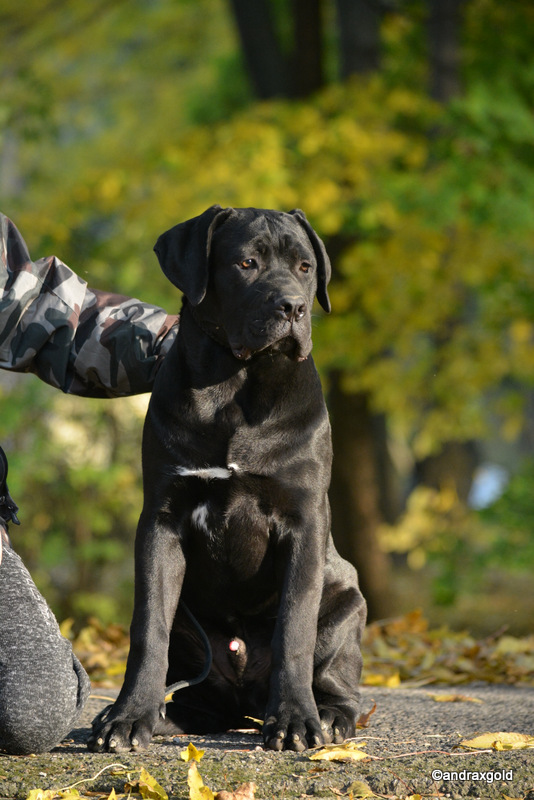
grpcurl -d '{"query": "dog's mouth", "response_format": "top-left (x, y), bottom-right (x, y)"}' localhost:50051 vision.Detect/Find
top-left (229, 320), bottom-right (311, 363)
top-left (232, 345), bottom-right (254, 361)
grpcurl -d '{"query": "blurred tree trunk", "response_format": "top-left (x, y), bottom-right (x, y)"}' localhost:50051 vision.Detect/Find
top-left (335, 0), bottom-right (382, 76)
top-left (427, 0), bottom-right (464, 101)
top-left (228, 0), bottom-right (324, 98)
top-left (416, 442), bottom-right (479, 505)
top-left (329, 376), bottom-right (394, 620)
top-left (227, 0), bottom-right (291, 98)
top-left (422, 0), bottom-right (477, 498)
top-left (292, 0), bottom-right (324, 97)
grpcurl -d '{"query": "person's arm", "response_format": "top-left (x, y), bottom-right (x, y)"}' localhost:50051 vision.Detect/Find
top-left (0, 213), bottom-right (178, 397)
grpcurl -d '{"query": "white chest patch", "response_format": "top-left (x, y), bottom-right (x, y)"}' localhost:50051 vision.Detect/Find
top-left (176, 463), bottom-right (240, 480)
top-left (191, 502), bottom-right (210, 533)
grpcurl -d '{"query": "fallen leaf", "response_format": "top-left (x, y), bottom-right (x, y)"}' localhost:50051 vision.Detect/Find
top-left (181, 742), bottom-right (205, 762)
top-left (309, 741), bottom-right (369, 762)
top-left (356, 701), bottom-right (377, 728)
top-left (188, 762), bottom-right (215, 800)
top-left (459, 732), bottom-right (534, 750)
top-left (363, 672), bottom-right (401, 688)
top-left (25, 791), bottom-right (80, 800)
top-left (243, 716), bottom-right (264, 727)
top-left (125, 767), bottom-right (168, 800)
top-left (346, 779), bottom-right (375, 797)
top-left (215, 782), bottom-right (256, 800)
top-left (427, 693), bottom-right (482, 703)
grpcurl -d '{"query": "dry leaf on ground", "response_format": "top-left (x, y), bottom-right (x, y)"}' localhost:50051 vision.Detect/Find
top-left (459, 732), bottom-right (534, 750)
top-left (345, 780), bottom-right (376, 797)
top-left (187, 762), bottom-right (215, 800)
top-left (356, 701), bottom-right (377, 727)
top-left (426, 693), bottom-right (482, 703)
top-left (181, 742), bottom-right (205, 762)
top-left (214, 783), bottom-right (256, 800)
top-left (125, 767), bottom-right (168, 800)
top-left (309, 741), bottom-right (370, 762)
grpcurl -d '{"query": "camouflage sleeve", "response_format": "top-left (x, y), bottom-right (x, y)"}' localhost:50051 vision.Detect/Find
top-left (0, 213), bottom-right (178, 397)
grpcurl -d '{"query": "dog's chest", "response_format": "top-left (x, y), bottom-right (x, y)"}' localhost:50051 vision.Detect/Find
top-left (179, 478), bottom-right (276, 601)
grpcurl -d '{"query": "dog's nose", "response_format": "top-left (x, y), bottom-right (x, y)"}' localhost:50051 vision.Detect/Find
top-left (276, 296), bottom-right (307, 322)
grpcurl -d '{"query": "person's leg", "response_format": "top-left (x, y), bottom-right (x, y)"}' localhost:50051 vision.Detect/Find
top-left (0, 544), bottom-right (91, 754)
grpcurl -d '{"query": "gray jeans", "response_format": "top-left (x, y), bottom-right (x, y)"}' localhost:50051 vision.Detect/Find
top-left (0, 543), bottom-right (90, 754)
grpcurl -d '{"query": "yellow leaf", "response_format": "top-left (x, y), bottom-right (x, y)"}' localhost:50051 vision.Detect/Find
top-left (125, 767), bottom-right (168, 800)
top-left (180, 742), bottom-right (205, 762)
top-left (309, 741), bottom-right (369, 762)
top-left (243, 716), bottom-right (264, 727)
top-left (346, 780), bottom-right (375, 798)
top-left (427, 693), bottom-right (482, 703)
top-left (188, 762), bottom-right (215, 800)
top-left (460, 732), bottom-right (534, 750)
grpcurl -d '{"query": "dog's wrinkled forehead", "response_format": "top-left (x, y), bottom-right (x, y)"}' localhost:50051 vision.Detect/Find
top-left (211, 210), bottom-right (314, 262)
top-left (154, 204), bottom-right (331, 312)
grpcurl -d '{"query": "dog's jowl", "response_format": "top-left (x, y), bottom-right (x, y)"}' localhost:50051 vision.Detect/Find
top-left (89, 206), bottom-right (367, 753)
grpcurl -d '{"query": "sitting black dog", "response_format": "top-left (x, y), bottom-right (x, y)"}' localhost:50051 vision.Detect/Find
top-left (89, 206), bottom-right (367, 753)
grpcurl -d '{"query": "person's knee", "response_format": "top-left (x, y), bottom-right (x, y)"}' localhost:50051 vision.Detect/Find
top-left (0, 693), bottom-right (75, 754)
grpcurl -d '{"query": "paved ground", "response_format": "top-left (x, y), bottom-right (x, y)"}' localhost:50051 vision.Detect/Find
top-left (1, 684), bottom-right (533, 799)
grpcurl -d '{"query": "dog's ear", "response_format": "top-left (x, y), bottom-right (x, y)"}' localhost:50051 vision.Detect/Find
top-left (154, 205), bottom-right (234, 305)
top-left (289, 209), bottom-right (331, 313)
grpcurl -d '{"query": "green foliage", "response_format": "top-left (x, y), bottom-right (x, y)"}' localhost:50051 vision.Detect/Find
top-left (479, 458), bottom-right (534, 570)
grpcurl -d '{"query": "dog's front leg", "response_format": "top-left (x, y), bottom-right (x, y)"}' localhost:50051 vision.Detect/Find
top-left (263, 524), bottom-right (325, 752)
top-left (89, 513), bottom-right (185, 752)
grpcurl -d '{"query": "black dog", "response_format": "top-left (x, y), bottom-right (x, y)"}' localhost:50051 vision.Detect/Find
top-left (89, 206), bottom-right (367, 753)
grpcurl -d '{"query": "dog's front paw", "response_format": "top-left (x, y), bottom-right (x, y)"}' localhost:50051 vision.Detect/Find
top-left (87, 702), bottom-right (163, 752)
top-left (263, 704), bottom-right (324, 752)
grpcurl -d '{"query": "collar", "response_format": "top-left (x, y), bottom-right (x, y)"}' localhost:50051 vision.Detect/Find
top-left (190, 304), bottom-right (231, 350)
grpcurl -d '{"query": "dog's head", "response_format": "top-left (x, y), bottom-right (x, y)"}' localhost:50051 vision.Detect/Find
top-left (154, 205), bottom-right (331, 362)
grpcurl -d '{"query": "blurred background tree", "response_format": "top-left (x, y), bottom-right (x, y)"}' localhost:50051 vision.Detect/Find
top-left (1, 0), bottom-right (534, 631)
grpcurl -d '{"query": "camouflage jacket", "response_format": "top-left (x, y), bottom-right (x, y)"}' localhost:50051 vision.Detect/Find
top-left (0, 213), bottom-right (178, 397)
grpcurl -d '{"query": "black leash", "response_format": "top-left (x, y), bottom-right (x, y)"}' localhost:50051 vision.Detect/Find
top-left (164, 602), bottom-right (213, 701)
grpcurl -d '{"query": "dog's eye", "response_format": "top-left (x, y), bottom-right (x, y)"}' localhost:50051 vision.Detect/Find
top-left (300, 262), bottom-right (311, 273)
top-left (240, 259), bottom-right (256, 269)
